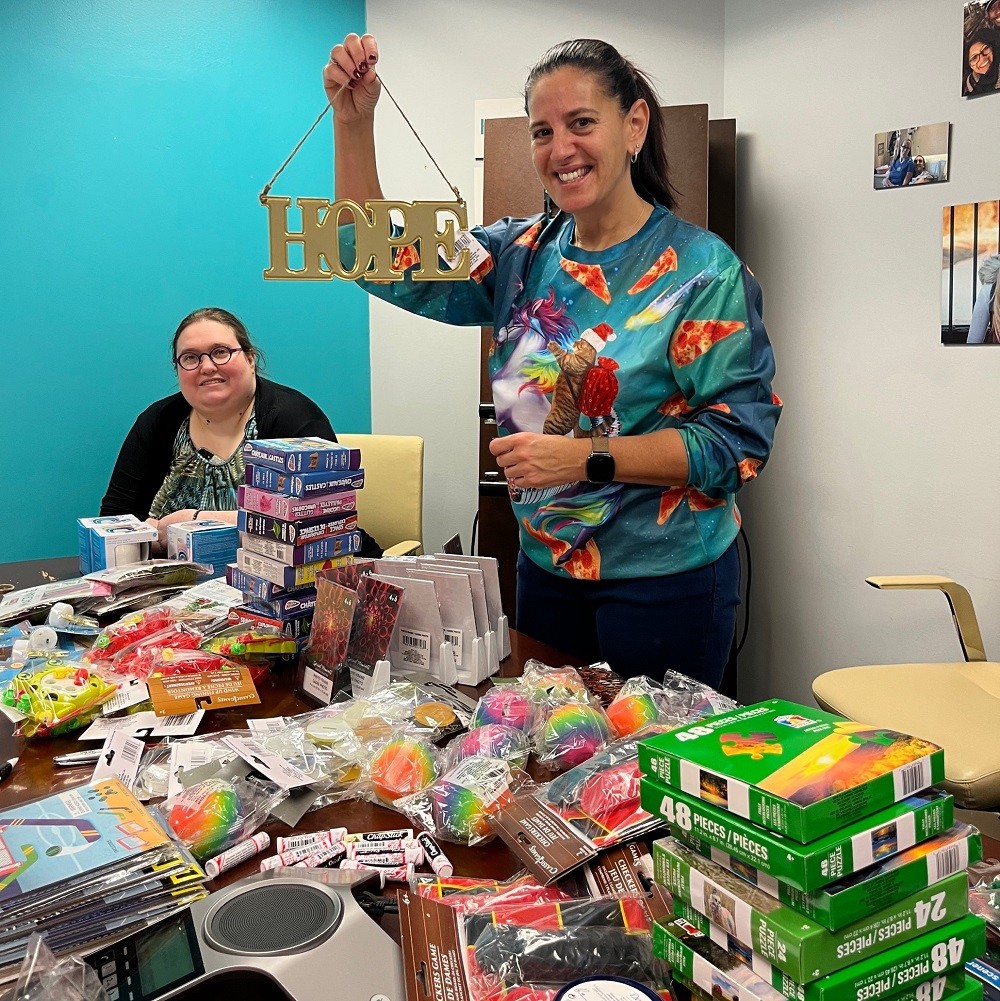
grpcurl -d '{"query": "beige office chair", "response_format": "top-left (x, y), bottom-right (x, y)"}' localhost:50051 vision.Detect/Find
top-left (812, 576), bottom-right (1000, 812)
top-left (336, 433), bottom-right (424, 557)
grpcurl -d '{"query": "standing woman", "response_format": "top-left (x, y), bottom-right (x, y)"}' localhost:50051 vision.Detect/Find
top-left (326, 36), bottom-right (780, 686)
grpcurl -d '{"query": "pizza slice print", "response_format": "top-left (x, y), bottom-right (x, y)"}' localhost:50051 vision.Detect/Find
top-left (657, 487), bottom-right (728, 525)
top-left (560, 258), bottom-right (612, 304)
top-left (515, 221), bottom-right (543, 248)
top-left (671, 319), bottom-right (745, 366)
top-left (628, 246), bottom-right (678, 294)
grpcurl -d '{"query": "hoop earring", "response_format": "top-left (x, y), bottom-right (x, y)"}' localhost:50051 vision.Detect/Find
top-left (631, 146), bottom-right (640, 164)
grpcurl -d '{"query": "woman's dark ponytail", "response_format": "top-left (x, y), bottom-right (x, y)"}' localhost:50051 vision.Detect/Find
top-left (524, 39), bottom-right (676, 211)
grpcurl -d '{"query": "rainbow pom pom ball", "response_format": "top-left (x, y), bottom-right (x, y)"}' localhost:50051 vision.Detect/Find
top-left (472, 688), bottom-right (533, 732)
top-left (451, 724), bottom-right (527, 766)
top-left (369, 738), bottom-right (437, 805)
top-left (539, 704), bottom-right (610, 769)
top-left (606, 692), bottom-right (659, 737)
top-left (167, 782), bottom-right (241, 859)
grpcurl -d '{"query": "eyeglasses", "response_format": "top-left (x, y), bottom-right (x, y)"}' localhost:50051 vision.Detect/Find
top-left (970, 46), bottom-right (993, 64)
top-left (175, 346), bottom-right (246, 371)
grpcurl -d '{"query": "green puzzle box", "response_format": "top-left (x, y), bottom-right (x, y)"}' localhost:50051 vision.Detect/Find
top-left (637, 699), bottom-right (945, 843)
top-left (639, 774), bottom-right (954, 892)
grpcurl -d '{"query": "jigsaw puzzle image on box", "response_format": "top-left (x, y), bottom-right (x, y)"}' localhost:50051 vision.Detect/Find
top-left (637, 699), bottom-right (945, 843)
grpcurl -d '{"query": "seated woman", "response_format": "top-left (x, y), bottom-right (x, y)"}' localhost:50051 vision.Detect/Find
top-left (101, 307), bottom-right (381, 555)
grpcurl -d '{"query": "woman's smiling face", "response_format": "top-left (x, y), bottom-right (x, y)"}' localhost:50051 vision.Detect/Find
top-left (527, 66), bottom-right (642, 225)
top-left (174, 319), bottom-right (256, 414)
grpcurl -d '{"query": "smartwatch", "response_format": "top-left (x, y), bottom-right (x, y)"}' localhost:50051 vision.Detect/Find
top-left (586, 436), bottom-right (615, 484)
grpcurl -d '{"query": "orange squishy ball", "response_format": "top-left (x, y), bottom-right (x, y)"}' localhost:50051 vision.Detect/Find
top-left (606, 692), bottom-right (659, 737)
top-left (369, 738), bottom-right (437, 805)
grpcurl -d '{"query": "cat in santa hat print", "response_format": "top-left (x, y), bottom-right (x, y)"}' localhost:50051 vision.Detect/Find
top-left (544, 322), bottom-right (622, 437)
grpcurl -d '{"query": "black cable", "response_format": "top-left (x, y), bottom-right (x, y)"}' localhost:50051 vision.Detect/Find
top-left (356, 891), bottom-right (398, 918)
top-left (471, 511), bottom-right (479, 555)
top-left (736, 523), bottom-right (752, 655)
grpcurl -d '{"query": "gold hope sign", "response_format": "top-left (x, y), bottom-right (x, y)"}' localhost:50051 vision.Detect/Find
top-left (262, 195), bottom-right (471, 282)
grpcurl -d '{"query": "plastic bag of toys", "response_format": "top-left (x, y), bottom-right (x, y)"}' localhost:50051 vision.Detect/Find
top-left (258, 709), bottom-right (368, 806)
top-left (5, 655), bottom-right (118, 738)
top-left (445, 723), bottom-right (530, 770)
top-left (84, 559), bottom-right (212, 594)
top-left (84, 607), bottom-right (178, 663)
top-left (519, 660), bottom-right (591, 708)
top-left (530, 699), bottom-right (613, 771)
top-left (537, 733), bottom-right (666, 848)
top-left (606, 676), bottom-right (671, 737)
top-left (470, 685), bottom-right (537, 735)
top-left (155, 775), bottom-right (286, 860)
top-left (396, 755), bottom-right (525, 846)
top-left (364, 681), bottom-right (466, 743)
top-left (460, 895), bottom-right (672, 1001)
top-left (412, 871), bottom-right (573, 915)
top-left (145, 647), bottom-right (270, 686)
top-left (99, 622), bottom-right (204, 681)
top-left (658, 669), bottom-right (738, 723)
top-left (364, 727), bottom-right (441, 808)
top-left (200, 623), bottom-right (297, 659)
top-left (12, 933), bottom-right (110, 1001)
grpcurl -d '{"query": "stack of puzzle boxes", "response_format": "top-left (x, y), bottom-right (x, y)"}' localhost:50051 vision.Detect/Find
top-left (637, 699), bottom-right (986, 1001)
top-left (224, 437), bottom-right (365, 654)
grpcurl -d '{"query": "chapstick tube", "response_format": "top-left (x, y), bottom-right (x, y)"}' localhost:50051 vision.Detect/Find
top-left (276, 828), bottom-right (347, 853)
top-left (343, 828), bottom-right (414, 844)
top-left (346, 845), bottom-right (423, 865)
top-left (205, 833), bottom-right (270, 878)
top-left (340, 859), bottom-right (413, 883)
top-left (417, 833), bottom-right (454, 877)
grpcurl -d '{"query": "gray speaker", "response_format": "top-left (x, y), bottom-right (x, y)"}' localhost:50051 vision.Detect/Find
top-left (85, 868), bottom-right (404, 1001)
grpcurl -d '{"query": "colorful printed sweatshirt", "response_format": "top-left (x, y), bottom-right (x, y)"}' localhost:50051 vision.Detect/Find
top-left (346, 205), bottom-right (781, 581)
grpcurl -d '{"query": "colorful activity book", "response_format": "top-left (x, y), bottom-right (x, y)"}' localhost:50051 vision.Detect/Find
top-left (637, 699), bottom-right (945, 843)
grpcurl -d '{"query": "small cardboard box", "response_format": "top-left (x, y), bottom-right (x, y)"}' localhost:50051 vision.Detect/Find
top-left (167, 520), bottom-right (238, 577)
top-left (77, 514), bottom-right (143, 573)
top-left (89, 519), bottom-right (158, 571)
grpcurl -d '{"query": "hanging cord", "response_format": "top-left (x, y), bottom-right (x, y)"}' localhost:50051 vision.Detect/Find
top-left (259, 74), bottom-right (464, 206)
top-left (735, 523), bottom-right (752, 655)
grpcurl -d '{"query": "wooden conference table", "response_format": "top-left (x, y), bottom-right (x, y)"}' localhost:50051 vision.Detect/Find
top-left (0, 611), bottom-right (581, 889)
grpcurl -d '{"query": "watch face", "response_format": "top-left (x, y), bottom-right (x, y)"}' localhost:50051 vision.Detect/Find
top-left (586, 451), bottom-right (615, 484)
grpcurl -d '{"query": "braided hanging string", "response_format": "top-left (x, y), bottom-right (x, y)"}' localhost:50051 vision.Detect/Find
top-left (259, 74), bottom-right (464, 206)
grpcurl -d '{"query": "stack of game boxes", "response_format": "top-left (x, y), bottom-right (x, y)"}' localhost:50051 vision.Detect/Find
top-left (637, 699), bottom-right (986, 1001)
top-left (225, 437), bottom-right (365, 653)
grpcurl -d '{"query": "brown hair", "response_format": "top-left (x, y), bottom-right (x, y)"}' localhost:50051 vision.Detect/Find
top-left (171, 307), bottom-right (266, 372)
top-left (523, 39), bottom-right (677, 210)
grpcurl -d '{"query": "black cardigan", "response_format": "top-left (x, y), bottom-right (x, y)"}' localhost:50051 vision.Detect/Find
top-left (100, 378), bottom-right (382, 556)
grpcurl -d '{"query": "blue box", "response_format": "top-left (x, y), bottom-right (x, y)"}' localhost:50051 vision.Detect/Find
top-left (167, 520), bottom-right (239, 578)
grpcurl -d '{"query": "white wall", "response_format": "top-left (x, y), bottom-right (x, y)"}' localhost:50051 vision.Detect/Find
top-left (366, 0), bottom-right (1000, 708)
top-left (724, 0), bottom-right (1000, 704)
top-left (366, 0), bottom-right (727, 553)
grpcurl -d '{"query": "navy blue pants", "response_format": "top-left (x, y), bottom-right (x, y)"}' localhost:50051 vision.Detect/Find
top-left (515, 540), bottom-right (740, 688)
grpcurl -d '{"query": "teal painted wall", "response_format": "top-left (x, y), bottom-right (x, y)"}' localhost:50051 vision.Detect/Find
top-left (0, 0), bottom-right (369, 562)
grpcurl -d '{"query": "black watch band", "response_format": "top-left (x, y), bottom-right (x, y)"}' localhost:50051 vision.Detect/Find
top-left (586, 436), bottom-right (615, 484)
